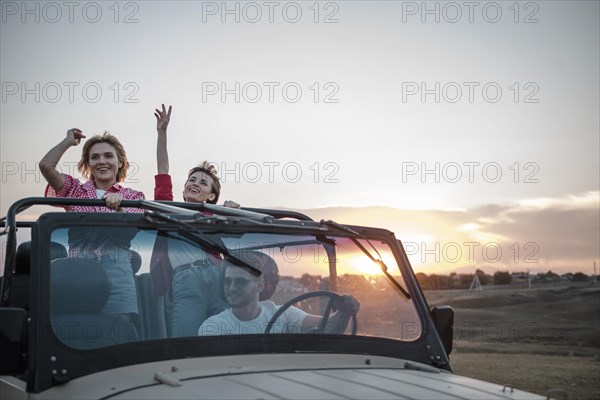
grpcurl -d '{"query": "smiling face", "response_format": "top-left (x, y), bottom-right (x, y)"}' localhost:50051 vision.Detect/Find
top-left (88, 142), bottom-right (122, 189)
top-left (224, 265), bottom-right (263, 309)
top-left (183, 171), bottom-right (217, 203)
top-left (78, 132), bottom-right (130, 185)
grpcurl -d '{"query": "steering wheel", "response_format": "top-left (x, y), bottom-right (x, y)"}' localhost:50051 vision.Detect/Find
top-left (265, 290), bottom-right (357, 335)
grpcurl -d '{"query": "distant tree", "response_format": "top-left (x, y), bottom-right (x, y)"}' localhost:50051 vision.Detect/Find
top-left (536, 270), bottom-right (560, 282)
top-left (475, 269), bottom-right (488, 285)
top-left (428, 274), bottom-right (439, 289)
top-left (415, 272), bottom-right (430, 289)
top-left (429, 274), bottom-right (449, 289)
top-left (563, 273), bottom-right (574, 281)
top-left (338, 274), bottom-right (372, 291)
top-left (542, 270), bottom-right (559, 279)
top-left (493, 271), bottom-right (512, 285)
top-left (447, 272), bottom-right (458, 288)
top-left (459, 274), bottom-right (474, 287)
top-left (299, 273), bottom-right (320, 290)
top-left (437, 274), bottom-right (450, 288)
top-left (571, 272), bottom-right (589, 282)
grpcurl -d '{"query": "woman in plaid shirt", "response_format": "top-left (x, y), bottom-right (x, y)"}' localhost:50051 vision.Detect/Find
top-left (40, 129), bottom-right (145, 317)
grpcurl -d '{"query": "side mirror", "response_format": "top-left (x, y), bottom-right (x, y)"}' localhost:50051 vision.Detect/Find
top-left (431, 305), bottom-right (454, 356)
top-left (0, 308), bottom-right (27, 374)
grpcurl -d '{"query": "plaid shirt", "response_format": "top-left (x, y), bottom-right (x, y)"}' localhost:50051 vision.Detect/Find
top-left (45, 174), bottom-right (145, 259)
top-left (45, 174), bottom-right (145, 213)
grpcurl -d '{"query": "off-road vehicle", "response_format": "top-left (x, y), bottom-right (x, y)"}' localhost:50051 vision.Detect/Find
top-left (1, 197), bottom-right (547, 399)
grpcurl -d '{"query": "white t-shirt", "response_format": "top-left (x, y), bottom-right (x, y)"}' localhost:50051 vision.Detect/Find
top-left (198, 301), bottom-right (308, 336)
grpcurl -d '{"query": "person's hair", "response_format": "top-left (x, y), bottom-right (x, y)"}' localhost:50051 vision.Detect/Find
top-left (185, 161), bottom-right (221, 204)
top-left (224, 250), bottom-right (280, 301)
top-left (78, 131), bottom-right (129, 183)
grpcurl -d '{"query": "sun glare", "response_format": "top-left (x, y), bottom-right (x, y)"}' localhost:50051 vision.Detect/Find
top-left (458, 223), bottom-right (479, 232)
top-left (350, 255), bottom-right (384, 275)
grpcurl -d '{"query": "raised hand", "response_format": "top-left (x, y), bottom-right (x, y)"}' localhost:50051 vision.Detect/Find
top-left (40, 128), bottom-right (86, 192)
top-left (66, 128), bottom-right (85, 146)
top-left (155, 104), bottom-right (172, 175)
top-left (223, 200), bottom-right (241, 209)
top-left (154, 104), bottom-right (172, 133)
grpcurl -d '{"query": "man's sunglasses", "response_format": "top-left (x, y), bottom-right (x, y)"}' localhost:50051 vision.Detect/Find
top-left (224, 277), bottom-right (259, 287)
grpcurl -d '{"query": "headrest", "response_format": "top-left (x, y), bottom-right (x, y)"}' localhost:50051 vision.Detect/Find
top-left (51, 258), bottom-right (110, 313)
top-left (15, 241), bottom-right (67, 274)
top-left (221, 250), bottom-right (280, 301)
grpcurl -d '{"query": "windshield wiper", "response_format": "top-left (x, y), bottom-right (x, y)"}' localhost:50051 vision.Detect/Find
top-left (145, 210), bottom-right (262, 277)
top-left (319, 220), bottom-right (411, 300)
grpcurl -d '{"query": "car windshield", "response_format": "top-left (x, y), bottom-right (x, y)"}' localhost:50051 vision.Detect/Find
top-left (48, 224), bottom-right (422, 350)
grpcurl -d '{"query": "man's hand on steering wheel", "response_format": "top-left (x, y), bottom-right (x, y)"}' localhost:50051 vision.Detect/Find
top-left (265, 291), bottom-right (360, 335)
top-left (335, 295), bottom-right (360, 316)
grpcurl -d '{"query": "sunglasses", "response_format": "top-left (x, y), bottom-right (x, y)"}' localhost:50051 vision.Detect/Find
top-left (224, 277), bottom-right (258, 287)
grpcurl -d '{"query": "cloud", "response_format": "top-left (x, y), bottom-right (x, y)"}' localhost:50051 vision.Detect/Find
top-left (473, 191), bottom-right (599, 266)
top-left (291, 191), bottom-right (600, 275)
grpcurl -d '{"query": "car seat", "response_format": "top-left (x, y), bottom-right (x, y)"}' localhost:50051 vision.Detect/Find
top-left (50, 257), bottom-right (139, 349)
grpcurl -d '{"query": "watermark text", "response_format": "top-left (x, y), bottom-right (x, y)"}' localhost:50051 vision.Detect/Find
top-left (401, 162), bottom-right (539, 184)
top-left (202, 82), bottom-right (339, 103)
top-left (201, 1), bottom-right (339, 23)
top-left (401, 1), bottom-right (539, 24)
top-left (1, 1), bottom-right (140, 23)
top-left (402, 82), bottom-right (539, 103)
top-left (2, 82), bottom-right (140, 104)
top-left (404, 241), bottom-right (540, 264)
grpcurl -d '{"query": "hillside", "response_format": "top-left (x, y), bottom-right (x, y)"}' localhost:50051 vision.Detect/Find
top-left (424, 285), bottom-right (600, 399)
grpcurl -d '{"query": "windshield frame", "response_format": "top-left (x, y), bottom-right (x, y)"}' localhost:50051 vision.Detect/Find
top-left (21, 204), bottom-right (448, 393)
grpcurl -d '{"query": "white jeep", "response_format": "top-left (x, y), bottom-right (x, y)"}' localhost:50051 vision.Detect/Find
top-left (1, 197), bottom-right (547, 399)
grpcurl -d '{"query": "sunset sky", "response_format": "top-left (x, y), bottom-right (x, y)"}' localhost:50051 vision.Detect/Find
top-left (1, 1), bottom-right (598, 276)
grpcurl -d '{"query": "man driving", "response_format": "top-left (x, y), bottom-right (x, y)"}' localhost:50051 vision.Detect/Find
top-left (198, 250), bottom-right (359, 336)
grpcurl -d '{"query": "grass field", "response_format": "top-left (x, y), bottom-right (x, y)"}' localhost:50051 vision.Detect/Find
top-left (424, 285), bottom-right (600, 400)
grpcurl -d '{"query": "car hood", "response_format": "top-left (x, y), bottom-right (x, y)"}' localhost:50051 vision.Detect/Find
top-left (36, 354), bottom-right (546, 400)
